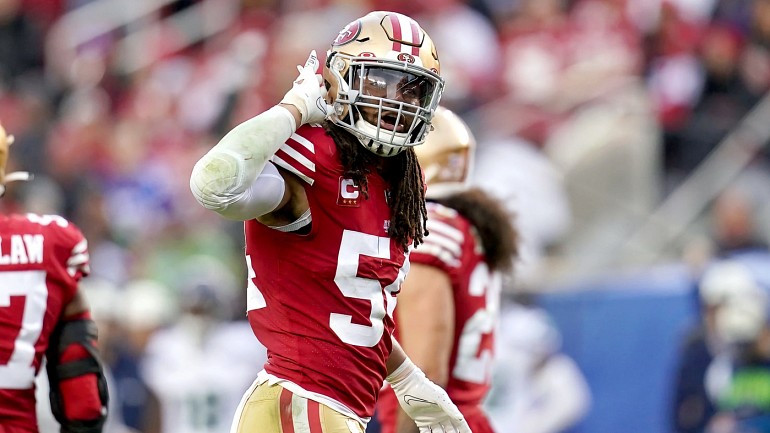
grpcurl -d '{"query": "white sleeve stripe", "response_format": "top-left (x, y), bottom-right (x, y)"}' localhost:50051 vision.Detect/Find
top-left (71, 238), bottom-right (88, 254)
top-left (426, 220), bottom-right (464, 243)
top-left (67, 262), bottom-right (90, 277)
top-left (281, 145), bottom-right (316, 173)
top-left (422, 232), bottom-right (462, 258)
top-left (289, 133), bottom-right (315, 153)
top-left (67, 239), bottom-right (90, 277)
top-left (272, 155), bottom-right (315, 185)
top-left (67, 252), bottom-right (89, 265)
top-left (414, 244), bottom-right (460, 268)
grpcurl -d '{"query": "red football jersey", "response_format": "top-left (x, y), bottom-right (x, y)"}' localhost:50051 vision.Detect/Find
top-left (378, 201), bottom-right (500, 433)
top-left (244, 124), bottom-right (408, 419)
top-left (0, 213), bottom-right (90, 432)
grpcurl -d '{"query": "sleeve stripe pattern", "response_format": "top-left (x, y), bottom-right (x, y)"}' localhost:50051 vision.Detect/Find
top-left (416, 219), bottom-right (464, 268)
top-left (271, 133), bottom-right (316, 185)
top-left (67, 238), bottom-right (90, 277)
top-left (289, 132), bottom-right (315, 153)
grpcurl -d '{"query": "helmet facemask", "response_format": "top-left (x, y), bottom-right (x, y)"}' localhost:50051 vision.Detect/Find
top-left (327, 53), bottom-right (444, 157)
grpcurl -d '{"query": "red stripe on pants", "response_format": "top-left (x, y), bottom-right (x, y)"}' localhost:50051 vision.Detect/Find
top-left (308, 400), bottom-right (323, 433)
top-left (280, 388), bottom-right (295, 433)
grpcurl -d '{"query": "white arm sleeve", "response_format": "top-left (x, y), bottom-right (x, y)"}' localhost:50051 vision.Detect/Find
top-left (214, 162), bottom-right (286, 221)
top-left (190, 105), bottom-right (296, 220)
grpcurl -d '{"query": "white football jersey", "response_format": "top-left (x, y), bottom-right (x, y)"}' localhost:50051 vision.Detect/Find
top-left (141, 319), bottom-right (266, 433)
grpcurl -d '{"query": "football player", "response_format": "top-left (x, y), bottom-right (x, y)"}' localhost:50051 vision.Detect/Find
top-left (141, 256), bottom-right (267, 433)
top-left (0, 123), bottom-right (108, 433)
top-left (190, 10), bottom-right (470, 433)
top-left (376, 107), bottom-right (519, 433)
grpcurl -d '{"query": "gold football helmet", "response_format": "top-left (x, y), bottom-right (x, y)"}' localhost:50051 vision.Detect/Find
top-left (0, 124), bottom-right (31, 197)
top-left (415, 106), bottom-right (475, 198)
top-left (323, 11), bottom-right (445, 157)
top-left (0, 124), bottom-right (11, 187)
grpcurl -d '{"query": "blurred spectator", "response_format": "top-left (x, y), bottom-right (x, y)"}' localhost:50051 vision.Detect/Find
top-left (471, 136), bottom-right (571, 289)
top-left (475, 0), bottom-right (661, 277)
top-left (414, 0), bottom-right (502, 113)
top-left (700, 262), bottom-right (770, 433)
top-left (141, 256), bottom-right (266, 433)
top-left (110, 279), bottom-right (178, 433)
top-left (644, 1), bottom-right (705, 155)
top-left (0, 0), bottom-right (44, 92)
top-left (682, 175), bottom-right (770, 274)
top-left (740, 0), bottom-right (770, 101)
top-left (671, 260), bottom-right (765, 433)
top-left (711, 187), bottom-right (769, 258)
top-left (665, 2), bottom-right (770, 193)
top-left (486, 302), bottom-right (591, 433)
top-left (72, 183), bottom-right (134, 286)
top-left (710, 0), bottom-right (752, 29)
top-left (484, 0), bottom-right (570, 146)
top-left (256, 1), bottom-right (366, 111)
top-left (542, 0), bottom-right (661, 274)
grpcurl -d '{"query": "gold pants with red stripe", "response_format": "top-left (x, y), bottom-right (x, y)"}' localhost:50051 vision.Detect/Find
top-left (232, 382), bottom-right (365, 433)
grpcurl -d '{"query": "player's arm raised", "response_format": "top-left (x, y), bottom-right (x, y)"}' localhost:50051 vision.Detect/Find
top-left (189, 51), bottom-right (330, 221)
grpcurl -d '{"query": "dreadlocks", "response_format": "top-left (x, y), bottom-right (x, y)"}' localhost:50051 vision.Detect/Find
top-left (324, 123), bottom-right (428, 251)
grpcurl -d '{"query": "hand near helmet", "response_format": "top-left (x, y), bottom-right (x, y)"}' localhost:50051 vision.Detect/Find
top-left (280, 50), bottom-right (332, 125)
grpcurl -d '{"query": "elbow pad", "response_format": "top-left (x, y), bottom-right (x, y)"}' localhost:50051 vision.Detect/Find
top-left (212, 162), bottom-right (286, 220)
top-left (190, 105), bottom-right (296, 217)
top-left (46, 313), bottom-right (108, 433)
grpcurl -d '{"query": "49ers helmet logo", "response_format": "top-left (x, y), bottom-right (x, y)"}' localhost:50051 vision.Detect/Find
top-left (397, 53), bottom-right (415, 63)
top-left (333, 20), bottom-right (361, 46)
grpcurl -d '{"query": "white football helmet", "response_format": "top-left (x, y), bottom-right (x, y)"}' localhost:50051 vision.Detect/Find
top-left (415, 106), bottom-right (475, 198)
top-left (699, 260), bottom-right (762, 306)
top-left (323, 11), bottom-right (445, 157)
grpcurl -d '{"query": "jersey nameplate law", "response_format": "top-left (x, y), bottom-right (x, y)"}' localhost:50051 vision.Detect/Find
top-left (0, 234), bottom-right (44, 265)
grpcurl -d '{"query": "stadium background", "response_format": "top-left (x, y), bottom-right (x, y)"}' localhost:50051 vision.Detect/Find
top-left (3, 0), bottom-right (770, 432)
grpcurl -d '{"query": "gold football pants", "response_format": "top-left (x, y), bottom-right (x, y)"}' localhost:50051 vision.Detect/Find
top-left (231, 381), bottom-right (365, 433)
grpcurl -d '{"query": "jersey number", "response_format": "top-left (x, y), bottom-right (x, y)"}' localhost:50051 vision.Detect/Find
top-left (246, 230), bottom-right (405, 348)
top-left (452, 263), bottom-right (500, 384)
top-left (0, 271), bottom-right (48, 389)
top-left (331, 230), bottom-right (404, 347)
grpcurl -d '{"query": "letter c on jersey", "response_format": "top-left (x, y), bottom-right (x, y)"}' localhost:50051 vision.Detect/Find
top-left (338, 177), bottom-right (360, 207)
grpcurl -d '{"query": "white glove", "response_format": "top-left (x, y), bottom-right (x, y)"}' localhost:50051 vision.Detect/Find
top-left (280, 50), bottom-right (331, 125)
top-left (387, 358), bottom-right (471, 433)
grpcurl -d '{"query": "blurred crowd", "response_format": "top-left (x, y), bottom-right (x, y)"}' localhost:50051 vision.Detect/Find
top-left (3, 0), bottom-right (770, 292)
top-left (3, 0), bottom-right (770, 432)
